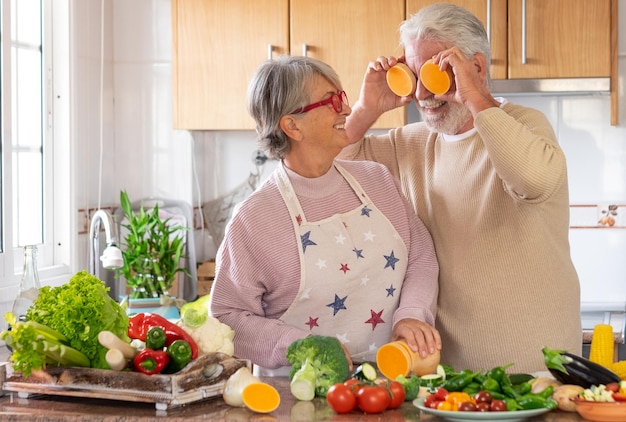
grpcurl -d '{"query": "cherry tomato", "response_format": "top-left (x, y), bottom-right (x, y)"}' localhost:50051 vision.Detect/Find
top-left (356, 385), bottom-right (391, 414)
top-left (458, 402), bottom-right (478, 412)
top-left (387, 381), bottom-right (406, 409)
top-left (423, 394), bottom-right (438, 409)
top-left (327, 383), bottom-right (357, 414)
top-left (433, 387), bottom-right (449, 401)
top-left (474, 390), bottom-right (493, 404)
top-left (490, 399), bottom-right (507, 411)
top-left (476, 402), bottom-right (491, 412)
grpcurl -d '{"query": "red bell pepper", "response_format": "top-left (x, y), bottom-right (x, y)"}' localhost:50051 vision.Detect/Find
top-left (133, 348), bottom-right (170, 375)
top-left (128, 312), bottom-right (199, 359)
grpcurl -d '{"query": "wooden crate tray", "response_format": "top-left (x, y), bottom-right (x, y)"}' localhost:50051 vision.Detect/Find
top-left (1, 352), bottom-right (249, 410)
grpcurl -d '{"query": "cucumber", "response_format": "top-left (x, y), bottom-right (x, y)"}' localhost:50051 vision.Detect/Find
top-left (353, 362), bottom-right (377, 381)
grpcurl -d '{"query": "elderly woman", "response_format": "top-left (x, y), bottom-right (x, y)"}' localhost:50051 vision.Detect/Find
top-left (209, 55), bottom-right (439, 375)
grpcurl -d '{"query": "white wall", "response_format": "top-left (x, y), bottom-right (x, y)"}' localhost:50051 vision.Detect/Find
top-left (70, 1), bottom-right (626, 299)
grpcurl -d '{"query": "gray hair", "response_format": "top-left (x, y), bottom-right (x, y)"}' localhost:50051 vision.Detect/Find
top-left (247, 55), bottom-right (342, 160)
top-left (400, 3), bottom-right (491, 84)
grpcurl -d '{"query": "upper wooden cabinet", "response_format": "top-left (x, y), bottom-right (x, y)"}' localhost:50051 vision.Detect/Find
top-left (172, 0), bottom-right (288, 130)
top-left (289, 1), bottom-right (405, 129)
top-left (407, 0), bottom-right (614, 80)
top-left (172, 0), bottom-right (404, 130)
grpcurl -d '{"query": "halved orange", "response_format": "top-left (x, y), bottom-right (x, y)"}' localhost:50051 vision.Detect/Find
top-left (241, 382), bottom-right (281, 413)
top-left (419, 59), bottom-right (450, 95)
top-left (386, 63), bottom-right (416, 97)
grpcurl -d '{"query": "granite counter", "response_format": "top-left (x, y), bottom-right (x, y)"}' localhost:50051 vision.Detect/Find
top-left (0, 375), bottom-right (590, 422)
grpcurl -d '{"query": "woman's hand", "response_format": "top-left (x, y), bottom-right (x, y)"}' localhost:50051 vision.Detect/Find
top-left (392, 318), bottom-right (441, 359)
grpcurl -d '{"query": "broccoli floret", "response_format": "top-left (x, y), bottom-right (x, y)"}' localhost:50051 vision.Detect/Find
top-left (396, 374), bottom-right (422, 401)
top-left (286, 335), bottom-right (350, 397)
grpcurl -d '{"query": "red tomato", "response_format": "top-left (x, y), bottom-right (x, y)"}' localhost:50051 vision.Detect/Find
top-left (433, 387), bottom-right (449, 401)
top-left (490, 399), bottom-right (507, 411)
top-left (327, 383), bottom-right (357, 414)
top-left (458, 402), bottom-right (477, 412)
top-left (474, 390), bottom-right (493, 404)
top-left (344, 378), bottom-right (366, 396)
top-left (387, 381), bottom-right (406, 409)
top-left (476, 402), bottom-right (490, 412)
top-left (423, 394), bottom-right (438, 409)
top-left (356, 385), bottom-right (391, 414)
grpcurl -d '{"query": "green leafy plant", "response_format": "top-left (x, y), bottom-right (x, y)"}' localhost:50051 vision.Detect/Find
top-left (117, 190), bottom-right (188, 299)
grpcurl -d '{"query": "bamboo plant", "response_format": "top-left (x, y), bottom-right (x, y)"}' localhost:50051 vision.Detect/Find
top-left (116, 190), bottom-right (188, 299)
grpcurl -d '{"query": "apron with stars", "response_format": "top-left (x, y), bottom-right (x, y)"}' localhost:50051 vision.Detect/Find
top-left (277, 162), bottom-right (408, 363)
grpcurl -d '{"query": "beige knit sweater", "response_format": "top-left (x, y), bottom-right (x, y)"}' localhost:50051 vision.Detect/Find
top-left (341, 103), bottom-right (582, 373)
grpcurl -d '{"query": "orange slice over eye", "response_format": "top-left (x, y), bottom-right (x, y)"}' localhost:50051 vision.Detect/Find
top-left (386, 63), bottom-right (417, 97)
top-left (419, 60), bottom-right (450, 95)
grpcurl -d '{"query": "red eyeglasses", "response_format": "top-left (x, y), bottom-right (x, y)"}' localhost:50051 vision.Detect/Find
top-left (290, 90), bottom-right (348, 114)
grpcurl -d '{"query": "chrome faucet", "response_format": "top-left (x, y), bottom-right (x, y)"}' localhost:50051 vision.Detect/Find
top-left (88, 209), bottom-right (123, 281)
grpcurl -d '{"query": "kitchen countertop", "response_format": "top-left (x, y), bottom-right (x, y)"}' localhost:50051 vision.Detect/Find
top-left (0, 348), bottom-right (591, 421)
top-left (0, 376), bottom-right (589, 422)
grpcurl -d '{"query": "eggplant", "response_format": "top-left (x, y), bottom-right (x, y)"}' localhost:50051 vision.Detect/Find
top-left (542, 346), bottom-right (620, 388)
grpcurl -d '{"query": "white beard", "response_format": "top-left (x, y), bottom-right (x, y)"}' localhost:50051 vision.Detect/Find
top-left (419, 101), bottom-right (472, 135)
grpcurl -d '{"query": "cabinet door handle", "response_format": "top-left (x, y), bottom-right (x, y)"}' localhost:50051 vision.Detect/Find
top-left (486, 0), bottom-right (491, 42)
top-left (302, 44), bottom-right (308, 57)
top-left (521, 0), bottom-right (527, 64)
top-left (267, 44), bottom-right (273, 60)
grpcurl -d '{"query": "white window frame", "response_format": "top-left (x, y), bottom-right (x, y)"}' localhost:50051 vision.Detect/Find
top-left (0, 0), bottom-right (71, 297)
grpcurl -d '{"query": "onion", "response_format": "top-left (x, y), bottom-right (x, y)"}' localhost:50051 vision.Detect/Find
top-left (222, 366), bottom-right (260, 407)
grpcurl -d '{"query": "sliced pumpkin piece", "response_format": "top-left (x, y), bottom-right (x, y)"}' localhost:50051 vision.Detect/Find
top-left (242, 382), bottom-right (280, 413)
top-left (419, 59), bottom-right (450, 95)
top-left (386, 63), bottom-right (416, 97)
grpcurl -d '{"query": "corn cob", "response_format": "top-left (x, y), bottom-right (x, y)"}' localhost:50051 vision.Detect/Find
top-left (610, 361), bottom-right (626, 380)
top-left (589, 324), bottom-right (615, 367)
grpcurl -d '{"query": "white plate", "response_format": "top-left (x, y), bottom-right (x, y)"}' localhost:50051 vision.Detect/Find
top-left (413, 397), bottom-right (552, 422)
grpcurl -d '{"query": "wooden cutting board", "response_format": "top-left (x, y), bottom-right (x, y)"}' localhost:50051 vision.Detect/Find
top-left (1, 352), bottom-right (250, 410)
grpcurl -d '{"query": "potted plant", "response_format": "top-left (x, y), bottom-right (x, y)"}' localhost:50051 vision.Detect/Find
top-left (116, 190), bottom-right (188, 301)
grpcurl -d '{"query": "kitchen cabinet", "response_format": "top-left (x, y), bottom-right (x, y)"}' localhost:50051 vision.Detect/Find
top-left (172, 0), bottom-right (404, 130)
top-left (172, 0), bottom-right (289, 130)
top-left (407, 0), bottom-right (613, 79)
top-left (289, 0), bottom-right (405, 129)
top-left (407, 0), bottom-right (618, 124)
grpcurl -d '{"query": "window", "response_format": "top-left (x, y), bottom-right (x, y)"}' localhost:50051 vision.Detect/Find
top-left (11, 0), bottom-right (44, 248)
top-left (2, 0), bottom-right (64, 284)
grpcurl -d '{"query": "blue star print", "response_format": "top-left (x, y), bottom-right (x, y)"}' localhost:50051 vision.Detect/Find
top-left (361, 206), bottom-right (372, 217)
top-left (327, 294), bottom-right (347, 316)
top-left (301, 231), bottom-right (317, 253)
top-left (353, 248), bottom-right (364, 259)
top-left (386, 284), bottom-right (396, 297)
top-left (383, 250), bottom-right (400, 270)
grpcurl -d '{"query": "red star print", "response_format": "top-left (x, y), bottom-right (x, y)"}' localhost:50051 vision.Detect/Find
top-left (340, 263), bottom-right (350, 274)
top-left (305, 316), bottom-right (319, 330)
top-left (365, 309), bottom-right (385, 330)
top-left (296, 215), bottom-right (302, 226)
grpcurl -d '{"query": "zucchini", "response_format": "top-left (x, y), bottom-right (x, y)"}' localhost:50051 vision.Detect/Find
top-left (352, 362), bottom-right (377, 381)
top-left (542, 347), bottom-right (620, 388)
top-left (420, 373), bottom-right (444, 390)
